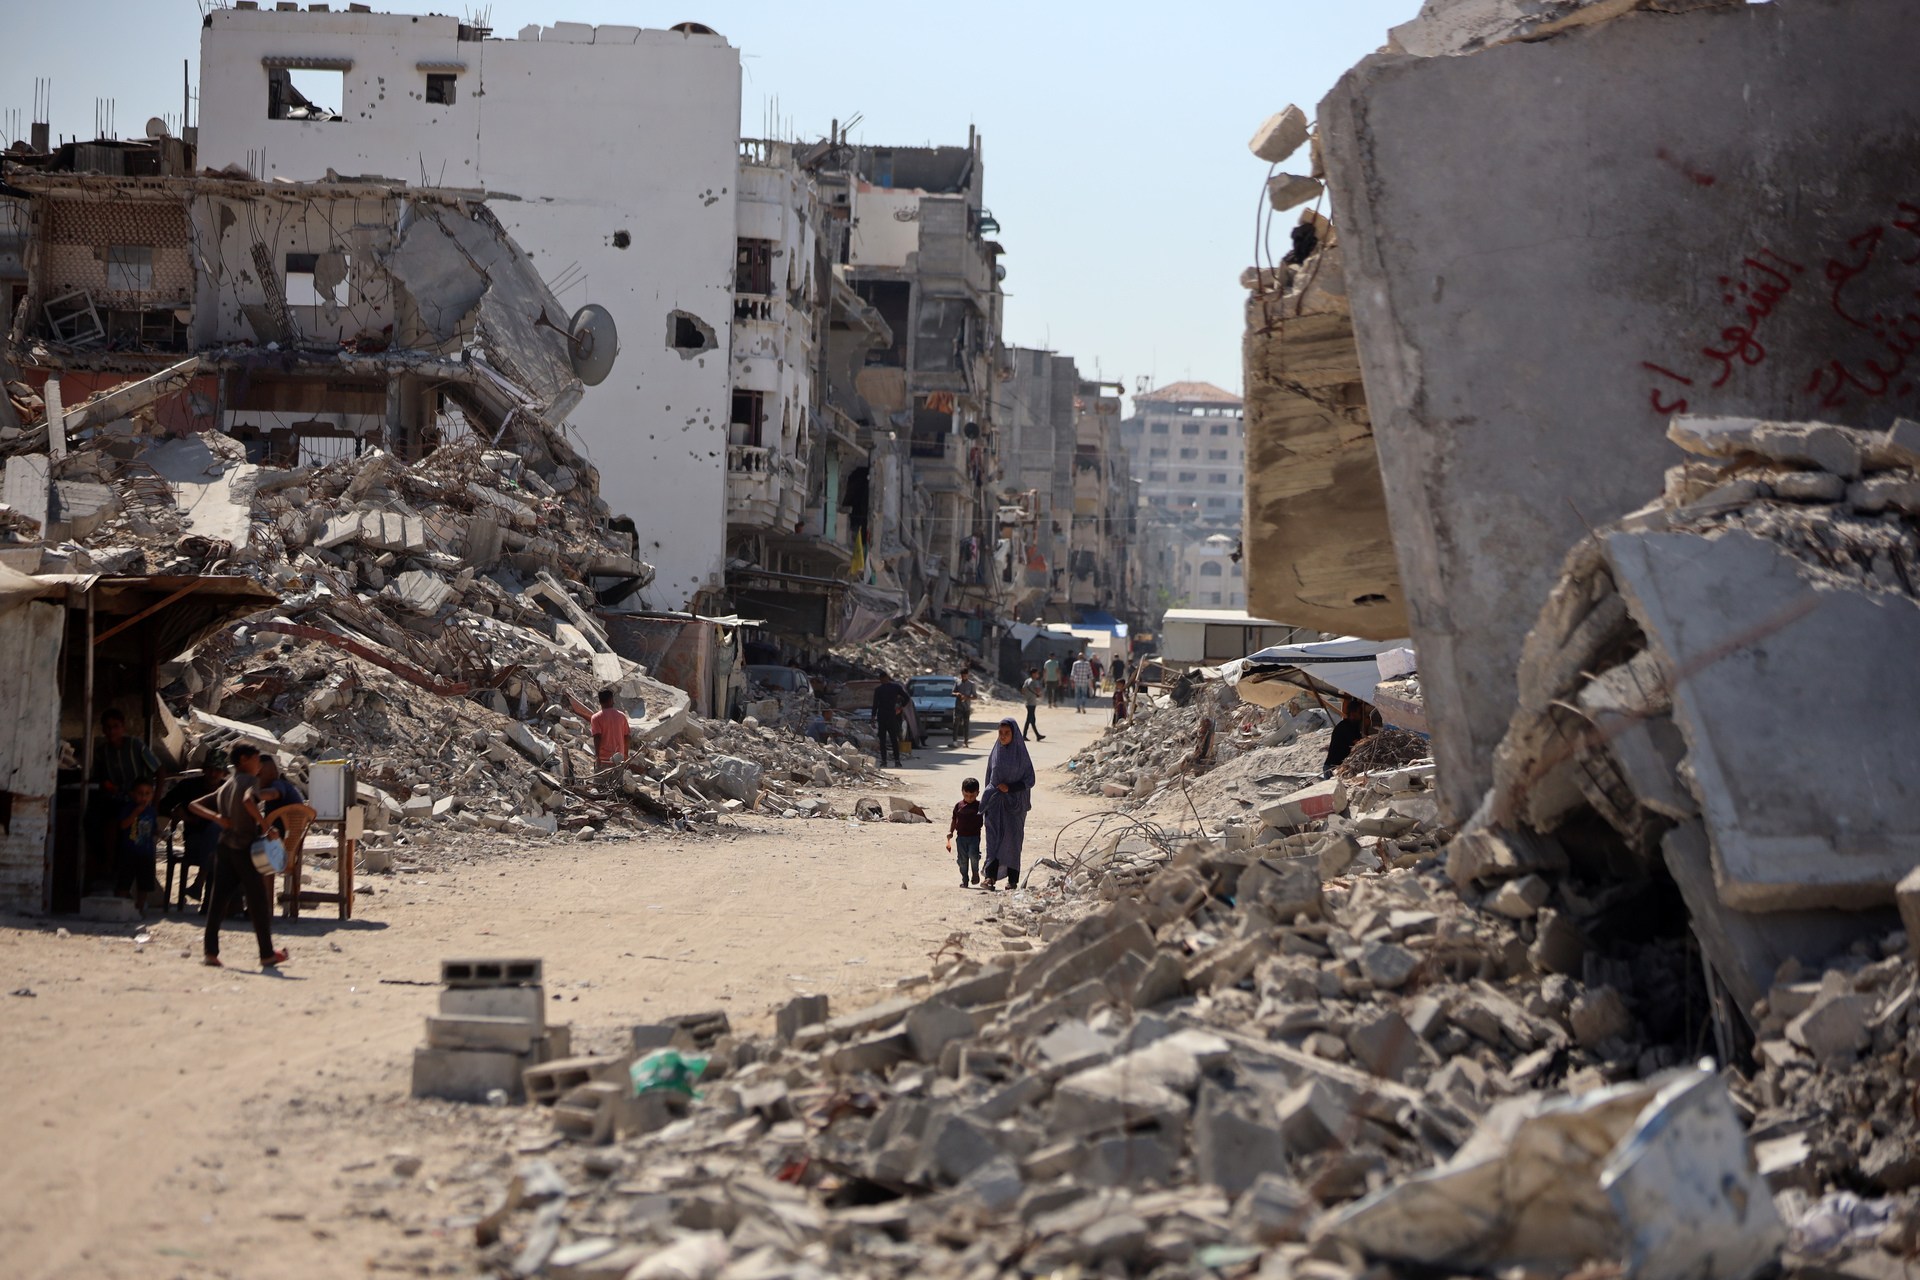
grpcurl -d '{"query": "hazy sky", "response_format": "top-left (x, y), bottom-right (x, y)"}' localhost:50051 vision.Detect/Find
top-left (3, 0), bottom-right (1421, 403)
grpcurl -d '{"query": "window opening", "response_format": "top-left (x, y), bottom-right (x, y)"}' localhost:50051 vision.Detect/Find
top-left (285, 252), bottom-right (347, 307)
top-left (425, 73), bottom-right (456, 105)
top-left (268, 67), bottom-right (345, 121)
top-left (730, 390), bottom-right (765, 448)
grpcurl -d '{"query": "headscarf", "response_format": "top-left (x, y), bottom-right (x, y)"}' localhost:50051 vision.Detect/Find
top-left (985, 717), bottom-right (1036, 814)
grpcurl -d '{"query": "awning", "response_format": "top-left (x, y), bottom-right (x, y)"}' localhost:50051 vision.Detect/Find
top-left (42, 574), bottom-right (279, 660)
top-left (1227, 636), bottom-right (1414, 710)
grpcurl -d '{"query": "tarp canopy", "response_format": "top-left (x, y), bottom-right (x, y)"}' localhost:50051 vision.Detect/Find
top-left (0, 562), bottom-right (61, 617)
top-left (1228, 636), bottom-right (1413, 709)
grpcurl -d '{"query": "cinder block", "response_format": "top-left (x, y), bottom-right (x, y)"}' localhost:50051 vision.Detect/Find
top-left (441, 957), bottom-right (542, 988)
top-left (440, 983), bottom-right (546, 1027)
top-left (538, 1025), bottom-right (572, 1063)
top-left (411, 1047), bottom-right (529, 1103)
top-left (426, 1014), bottom-right (542, 1055)
top-left (631, 1023), bottom-right (695, 1054)
top-left (775, 993), bottom-right (830, 1043)
top-left (524, 1054), bottom-right (628, 1106)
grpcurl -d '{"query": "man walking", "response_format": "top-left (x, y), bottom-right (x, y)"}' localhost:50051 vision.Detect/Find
top-left (1070, 651), bottom-right (1094, 714)
top-left (188, 744), bottom-right (287, 969)
top-left (1020, 668), bottom-right (1046, 742)
top-left (871, 674), bottom-right (909, 768)
top-left (1043, 655), bottom-right (1062, 708)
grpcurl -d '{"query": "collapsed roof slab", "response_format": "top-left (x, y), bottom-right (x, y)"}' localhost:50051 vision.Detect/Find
top-left (1319, 0), bottom-right (1920, 819)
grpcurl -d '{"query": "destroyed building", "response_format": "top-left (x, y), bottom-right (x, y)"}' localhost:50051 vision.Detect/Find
top-left (195, 5), bottom-right (744, 612)
top-left (1310, 0), bottom-right (1920, 818)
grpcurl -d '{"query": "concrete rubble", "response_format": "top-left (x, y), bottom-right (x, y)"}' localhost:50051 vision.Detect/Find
top-left (432, 794), bottom-right (1875, 1280)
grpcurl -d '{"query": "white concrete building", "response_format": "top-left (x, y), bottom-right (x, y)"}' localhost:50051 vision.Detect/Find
top-left (194, 7), bottom-right (743, 610)
top-left (1121, 381), bottom-right (1246, 519)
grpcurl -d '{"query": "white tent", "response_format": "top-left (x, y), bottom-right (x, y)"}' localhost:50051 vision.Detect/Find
top-left (1227, 636), bottom-right (1415, 709)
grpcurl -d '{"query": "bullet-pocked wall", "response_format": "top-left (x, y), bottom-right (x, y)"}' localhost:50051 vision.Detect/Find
top-left (1320, 0), bottom-right (1920, 819)
top-left (195, 9), bottom-right (743, 610)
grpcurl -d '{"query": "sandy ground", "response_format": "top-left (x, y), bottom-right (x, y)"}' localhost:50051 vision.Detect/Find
top-left (0, 695), bottom-right (1117, 1280)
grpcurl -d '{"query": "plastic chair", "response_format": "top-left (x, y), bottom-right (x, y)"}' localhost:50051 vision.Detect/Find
top-left (259, 802), bottom-right (315, 919)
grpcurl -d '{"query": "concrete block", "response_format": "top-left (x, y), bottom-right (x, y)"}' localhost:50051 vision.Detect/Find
top-left (1358, 940), bottom-right (1418, 990)
top-left (412, 1047), bottom-right (529, 1103)
top-left (1234, 1172), bottom-right (1314, 1245)
top-left (1785, 988), bottom-right (1874, 1065)
top-left (1132, 952), bottom-right (1187, 1009)
top-left (1079, 1131), bottom-right (1177, 1189)
top-left (1033, 1021), bottom-right (1117, 1074)
top-left (1346, 1010), bottom-right (1422, 1081)
top-left (1485, 874), bottom-right (1549, 919)
top-left (1606, 528), bottom-right (1920, 910)
top-left (1249, 105), bottom-right (1310, 163)
top-left (1193, 1092), bottom-right (1290, 1197)
top-left (1319, 1), bottom-right (1920, 819)
top-left (828, 1031), bottom-right (911, 1077)
top-left (1050, 1029), bottom-right (1229, 1135)
top-left (1016, 918), bottom-right (1158, 1000)
top-left (924, 1111), bottom-right (999, 1185)
top-left (1238, 856), bottom-right (1323, 920)
top-left (441, 957), bottom-right (543, 988)
top-left (630, 1024), bottom-right (693, 1054)
top-left (1266, 173), bottom-right (1324, 212)
top-left (1569, 986), bottom-right (1633, 1049)
top-left (523, 1054), bottom-right (626, 1107)
top-left (905, 999), bottom-right (973, 1063)
top-left (427, 1014), bottom-right (543, 1054)
top-left (1259, 777), bottom-right (1347, 829)
top-left (775, 993), bottom-right (829, 1042)
top-left (441, 983), bottom-right (545, 1027)
top-left (1528, 908), bottom-right (1588, 977)
top-left (1275, 1079), bottom-right (1349, 1153)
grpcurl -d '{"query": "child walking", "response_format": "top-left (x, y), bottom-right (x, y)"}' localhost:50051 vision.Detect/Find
top-left (947, 777), bottom-right (984, 887)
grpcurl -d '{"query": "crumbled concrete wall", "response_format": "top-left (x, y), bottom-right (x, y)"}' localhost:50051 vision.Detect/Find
top-left (1242, 230), bottom-right (1406, 638)
top-left (1319, 0), bottom-right (1920, 817)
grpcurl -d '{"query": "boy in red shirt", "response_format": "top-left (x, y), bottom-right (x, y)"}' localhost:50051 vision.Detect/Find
top-left (947, 777), bottom-right (984, 887)
top-left (589, 689), bottom-right (631, 766)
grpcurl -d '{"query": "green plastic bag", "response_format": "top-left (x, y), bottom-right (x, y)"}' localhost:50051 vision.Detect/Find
top-left (630, 1048), bottom-right (709, 1099)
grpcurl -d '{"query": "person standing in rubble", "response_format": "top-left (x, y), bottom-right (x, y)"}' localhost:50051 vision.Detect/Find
top-left (188, 743), bottom-right (288, 969)
top-left (589, 689), bottom-right (631, 767)
top-left (1323, 696), bottom-right (1371, 778)
top-left (981, 718), bottom-right (1035, 892)
top-left (871, 674), bottom-right (909, 768)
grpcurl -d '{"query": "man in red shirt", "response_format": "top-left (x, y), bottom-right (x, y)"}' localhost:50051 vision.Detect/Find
top-left (589, 689), bottom-right (632, 766)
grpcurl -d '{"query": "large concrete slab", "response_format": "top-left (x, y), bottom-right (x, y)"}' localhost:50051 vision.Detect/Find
top-left (1320, 0), bottom-right (1920, 816)
top-left (1608, 529), bottom-right (1920, 910)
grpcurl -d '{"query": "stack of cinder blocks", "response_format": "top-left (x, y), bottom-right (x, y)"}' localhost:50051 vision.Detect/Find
top-left (411, 957), bottom-right (570, 1103)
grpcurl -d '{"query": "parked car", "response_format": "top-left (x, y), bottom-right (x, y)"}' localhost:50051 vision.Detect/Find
top-left (907, 675), bottom-right (962, 745)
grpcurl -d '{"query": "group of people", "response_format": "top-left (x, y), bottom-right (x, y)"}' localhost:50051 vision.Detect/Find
top-left (1017, 649), bottom-right (1133, 742)
top-left (83, 709), bottom-right (297, 968)
top-left (866, 668), bottom-right (979, 767)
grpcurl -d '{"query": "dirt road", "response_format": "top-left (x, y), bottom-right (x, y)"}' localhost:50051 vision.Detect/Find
top-left (0, 694), bottom-right (1114, 1280)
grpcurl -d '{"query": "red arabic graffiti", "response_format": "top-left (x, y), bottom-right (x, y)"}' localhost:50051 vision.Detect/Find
top-left (1641, 199), bottom-right (1920, 417)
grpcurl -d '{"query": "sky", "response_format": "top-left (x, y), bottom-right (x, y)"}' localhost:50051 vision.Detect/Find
top-left (2, 0), bottom-right (1422, 406)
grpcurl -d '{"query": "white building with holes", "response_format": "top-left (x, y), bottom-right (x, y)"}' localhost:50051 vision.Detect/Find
top-left (195, 6), bottom-right (742, 610)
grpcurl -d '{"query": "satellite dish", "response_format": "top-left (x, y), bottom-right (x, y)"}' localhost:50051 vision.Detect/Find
top-left (145, 117), bottom-right (169, 139)
top-left (567, 304), bottom-right (618, 386)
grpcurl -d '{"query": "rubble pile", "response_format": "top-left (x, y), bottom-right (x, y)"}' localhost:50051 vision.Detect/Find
top-left (10, 419), bottom-right (888, 836)
top-left (832, 622), bottom-right (1011, 698)
top-left (1464, 417), bottom-right (1920, 1032)
top-left (445, 813), bottom-right (1842, 1280)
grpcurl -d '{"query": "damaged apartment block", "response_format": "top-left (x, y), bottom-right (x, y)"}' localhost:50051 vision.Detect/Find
top-left (4, 172), bottom-right (618, 498)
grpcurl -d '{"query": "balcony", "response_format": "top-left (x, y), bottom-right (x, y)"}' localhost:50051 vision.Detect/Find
top-left (726, 444), bottom-right (805, 531)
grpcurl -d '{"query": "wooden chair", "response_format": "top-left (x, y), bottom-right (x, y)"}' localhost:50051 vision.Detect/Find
top-left (258, 802), bottom-right (315, 920)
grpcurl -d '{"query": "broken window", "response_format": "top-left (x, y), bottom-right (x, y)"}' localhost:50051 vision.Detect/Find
top-left (912, 297), bottom-right (968, 372)
top-left (267, 66), bottom-right (346, 121)
top-left (285, 251), bottom-right (347, 307)
top-left (735, 238), bottom-right (775, 296)
top-left (425, 73), bottom-right (457, 105)
top-left (730, 390), bottom-right (765, 448)
top-left (104, 245), bottom-right (153, 291)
